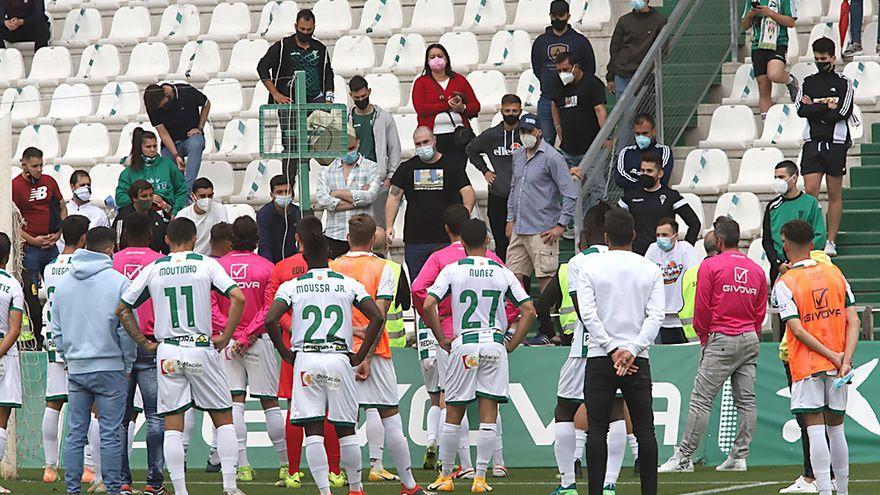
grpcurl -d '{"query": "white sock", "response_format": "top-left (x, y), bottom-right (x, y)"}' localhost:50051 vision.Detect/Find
top-left (209, 447), bottom-right (220, 465)
top-left (88, 415), bottom-right (103, 483)
top-left (627, 432), bottom-right (639, 460)
top-left (365, 408), bottom-right (384, 470)
top-left (127, 420), bottom-right (136, 458)
top-left (476, 422), bottom-right (497, 479)
top-left (574, 429), bottom-right (587, 461)
top-left (458, 414), bottom-right (472, 470)
top-left (182, 409), bottom-right (195, 453)
top-left (427, 405), bottom-right (441, 446)
top-left (216, 424), bottom-right (238, 491)
top-left (383, 413), bottom-right (416, 489)
top-left (264, 407), bottom-right (288, 466)
top-left (164, 430), bottom-right (188, 495)
top-left (827, 424), bottom-right (849, 495)
top-left (554, 422), bottom-right (576, 487)
top-left (0, 428), bottom-right (7, 464)
top-left (440, 422), bottom-right (460, 477)
top-left (42, 407), bottom-right (61, 467)
top-left (232, 402), bottom-right (249, 467)
top-left (807, 425), bottom-right (833, 494)
top-left (605, 420), bottom-right (627, 486)
top-left (339, 434), bottom-right (364, 492)
top-left (304, 435), bottom-right (331, 495)
top-left (493, 412), bottom-right (504, 467)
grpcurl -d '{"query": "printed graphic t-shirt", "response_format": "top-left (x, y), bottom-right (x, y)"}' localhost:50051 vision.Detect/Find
top-left (391, 155), bottom-right (470, 244)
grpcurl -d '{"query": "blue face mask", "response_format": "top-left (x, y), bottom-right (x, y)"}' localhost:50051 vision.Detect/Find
top-left (635, 134), bottom-right (652, 149)
top-left (656, 237), bottom-right (674, 252)
top-left (631, 0), bottom-right (646, 9)
top-left (342, 149), bottom-right (359, 164)
top-left (416, 145), bottom-right (436, 161)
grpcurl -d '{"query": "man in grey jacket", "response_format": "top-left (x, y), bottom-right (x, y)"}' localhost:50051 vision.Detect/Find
top-left (606, 0), bottom-right (667, 97)
top-left (349, 75), bottom-right (401, 246)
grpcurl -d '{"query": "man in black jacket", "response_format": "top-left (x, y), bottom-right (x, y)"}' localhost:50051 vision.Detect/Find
top-left (0, 0), bottom-right (50, 50)
top-left (606, 0), bottom-right (666, 96)
top-left (113, 180), bottom-right (170, 254)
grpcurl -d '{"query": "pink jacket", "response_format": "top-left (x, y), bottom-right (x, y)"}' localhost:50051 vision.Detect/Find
top-left (693, 250), bottom-right (768, 345)
top-left (113, 247), bottom-right (162, 336)
top-left (211, 251), bottom-right (275, 345)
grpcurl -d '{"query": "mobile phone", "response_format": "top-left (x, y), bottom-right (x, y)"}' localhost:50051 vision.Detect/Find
top-left (751, 2), bottom-right (760, 8)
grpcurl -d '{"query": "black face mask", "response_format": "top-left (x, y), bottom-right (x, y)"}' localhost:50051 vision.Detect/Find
top-left (638, 174), bottom-right (656, 189)
top-left (354, 97), bottom-right (370, 110)
top-left (550, 18), bottom-right (567, 31)
top-left (296, 31), bottom-right (312, 43)
top-left (817, 61), bottom-right (834, 73)
top-left (502, 114), bottom-right (520, 125)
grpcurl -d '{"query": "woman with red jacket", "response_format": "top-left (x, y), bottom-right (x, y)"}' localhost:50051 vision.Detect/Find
top-left (411, 43), bottom-right (481, 170)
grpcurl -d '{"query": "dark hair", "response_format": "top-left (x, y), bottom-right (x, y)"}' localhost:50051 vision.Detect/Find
top-left (210, 222), bottom-right (233, 249)
top-left (86, 227), bottom-right (117, 253)
top-left (166, 218), bottom-right (198, 246)
top-left (270, 174), bottom-right (289, 193)
top-left (129, 127), bottom-right (158, 171)
top-left (657, 217), bottom-right (679, 233)
top-left (300, 217), bottom-right (329, 267)
top-left (443, 204), bottom-right (470, 236)
top-left (781, 219), bottom-right (815, 247)
top-left (633, 113), bottom-right (656, 128)
top-left (640, 152), bottom-right (662, 170)
top-left (348, 214), bottom-right (376, 247)
top-left (21, 147), bottom-right (43, 161)
top-left (192, 177), bottom-right (214, 194)
top-left (0, 233), bottom-right (10, 263)
top-left (812, 37), bottom-right (836, 57)
top-left (143, 84), bottom-right (166, 113)
top-left (459, 218), bottom-right (488, 249)
top-left (123, 212), bottom-right (154, 245)
top-left (423, 43), bottom-right (454, 78)
top-left (297, 215), bottom-right (323, 239)
top-left (128, 179), bottom-right (154, 200)
top-left (500, 94), bottom-right (522, 106)
top-left (70, 169), bottom-right (90, 186)
top-left (583, 201), bottom-right (611, 246)
top-left (604, 208), bottom-right (635, 247)
top-left (713, 216), bottom-right (740, 248)
top-left (349, 75), bottom-right (368, 93)
top-left (775, 160), bottom-right (799, 177)
top-left (61, 215), bottom-right (90, 246)
top-left (296, 9), bottom-right (315, 22)
top-left (231, 216), bottom-right (259, 251)
top-left (554, 51), bottom-right (579, 67)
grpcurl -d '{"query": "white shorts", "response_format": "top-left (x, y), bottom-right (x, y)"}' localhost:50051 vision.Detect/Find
top-left (557, 356), bottom-right (587, 404)
top-left (420, 357), bottom-right (441, 394)
top-left (435, 348), bottom-right (448, 393)
top-left (445, 337), bottom-right (509, 405)
top-left (791, 373), bottom-right (848, 415)
top-left (223, 336), bottom-right (281, 399)
top-left (357, 355), bottom-right (399, 409)
top-left (133, 386), bottom-right (144, 413)
top-left (0, 347), bottom-right (22, 409)
top-left (291, 352), bottom-right (358, 427)
top-left (156, 343), bottom-right (232, 416)
top-left (46, 361), bottom-right (68, 402)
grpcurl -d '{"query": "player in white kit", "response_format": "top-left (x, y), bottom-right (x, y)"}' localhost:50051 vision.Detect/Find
top-left (118, 218), bottom-right (247, 495)
top-left (0, 233), bottom-right (24, 495)
top-left (264, 217), bottom-right (387, 495)
top-left (424, 219), bottom-right (536, 493)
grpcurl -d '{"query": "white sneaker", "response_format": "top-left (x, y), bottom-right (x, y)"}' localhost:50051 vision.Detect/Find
top-left (715, 456), bottom-right (747, 472)
top-left (779, 476), bottom-right (819, 493)
top-left (658, 450), bottom-right (694, 473)
top-left (824, 240), bottom-right (837, 257)
top-left (222, 489), bottom-right (246, 495)
top-left (0, 484), bottom-right (9, 494)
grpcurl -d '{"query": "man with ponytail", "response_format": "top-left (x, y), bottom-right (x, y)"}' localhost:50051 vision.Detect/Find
top-left (115, 128), bottom-right (188, 216)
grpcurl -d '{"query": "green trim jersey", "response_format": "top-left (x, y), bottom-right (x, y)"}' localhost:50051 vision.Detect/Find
top-left (121, 252), bottom-right (237, 341)
top-left (415, 314), bottom-right (438, 361)
top-left (273, 268), bottom-right (373, 353)
top-left (427, 256), bottom-right (531, 339)
top-left (0, 269), bottom-right (24, 336)
top-left (42, 253), bottom-right (73, 363)
top-left (566, 245), bottom-right (608, 358)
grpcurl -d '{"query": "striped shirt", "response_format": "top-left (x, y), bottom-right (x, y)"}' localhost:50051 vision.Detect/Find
top-left (316, 156), bottom-right (381, 241)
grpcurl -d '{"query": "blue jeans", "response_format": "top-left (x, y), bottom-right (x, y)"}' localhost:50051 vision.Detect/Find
top-left (23, 243), bottom-right (58, 285)
top-left (614, 75), bottom-right (631, 97)
top-left (64, 371), bottom-right (128, 495)
top-left (120, 347), bottom-right (164, 488)
top-left (404, 242), bottom-right (449, 281)
top-left (849, 0), bottom-right (880, 45)
top-left (560, 150), bottom-right (605, 212)
top-left (537, 96), bottom-right (556, 145)
top-left (161, 133), bottom-right (206, 192)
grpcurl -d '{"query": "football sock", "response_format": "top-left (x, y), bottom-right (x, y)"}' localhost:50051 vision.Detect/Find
top-left (807, 424), bottom-right (833, 495)
top-left (0, 428), bottom-right (7, 465)
top-left (574, 428), bottom-right (587, 462)
top-left (88, 415), bottom-right (103, 483)
top-left (304, 435), bottom-right (331, 495)
top-left (216, 424), bottom-right (238, 491)
top-left (42, 407), bottom-right (60, 467)
top-left (232, 402), bottom-right (249, 467)
top-left (827, 424), bottom-right (849, 495)
top-left (427, 405), bottom-right (442, 446)
top-left (127, 420), bottom-right (136, 458)
top-left (264, 407), bottom-right (288, 466)
top-left (493, 412), bottom-right (505, 466)
top-left (383, 413), bottom-right (417, 489)
top-left (605, 420), bottom-right (627, 485)
top-left (340, 434), bottom-right (364, 492)
top-left (164, 430), bottom-right (188, 495)
top-left (459, 414), bottom-right (472, 470)
top-left (627, 433), bottom-right (639, 460)
top-left (554, 421), bottom-right (576, 487)
top-left (366, 408), bottom-right (385, 471)
top-left (440, 422), bottom-right (460, 477)
top-left (182, 409), bottom-right (194, 454)
top-left (476, 422), bottom-right (497, 479)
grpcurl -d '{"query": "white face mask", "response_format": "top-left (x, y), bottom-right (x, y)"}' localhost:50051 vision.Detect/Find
top-left (559, 71), bottom-right (575, 86)
top-left (74, 186), bottom-right (91, 203)
top-left (520, 133), bottom-right (538, 149)
top-left (771, 177), bottom-right (792, 195)
top-left (195, 198), bottom-right (213, 213)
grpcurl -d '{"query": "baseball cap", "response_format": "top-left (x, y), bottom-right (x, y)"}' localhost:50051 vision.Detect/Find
top-left (550, 0), bottom-right (570, 14)
top-left (519, 113), bottom-right (540, 130)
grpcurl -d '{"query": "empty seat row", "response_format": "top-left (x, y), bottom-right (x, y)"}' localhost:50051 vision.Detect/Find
top-left (674, 192), bottom-right (763, 240)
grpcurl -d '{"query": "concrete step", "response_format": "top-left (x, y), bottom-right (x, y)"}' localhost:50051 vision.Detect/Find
top-left (841, 199), bottom-right (880, 209)
top-left (835, 255), bottom-right (880, 278)
top-left (843, 187), bottom-right (880, 199)
top-left (848, 278), bottom-right (880, 293)
top-left (849, 166), bottom-right (880, 185)
top-left (840, 209), bottom-right (880, 232)
top-left (837, 231), bottom-right (880, 245)
top-left (838, 244), bottom-right (880, 255)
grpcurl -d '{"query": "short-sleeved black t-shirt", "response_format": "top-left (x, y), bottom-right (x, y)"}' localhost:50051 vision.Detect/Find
top-left (146, 84), bottom-right (208, 143)
top-left (554, 75), bottom-right (607, 155)
top-left (391, 154), bottom-right (471, 244)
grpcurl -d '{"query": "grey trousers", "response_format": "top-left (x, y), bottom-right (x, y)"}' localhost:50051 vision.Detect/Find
top-left (679, 332), bottom-right (760, 460)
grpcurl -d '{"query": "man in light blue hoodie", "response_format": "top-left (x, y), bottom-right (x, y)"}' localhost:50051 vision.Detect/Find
top-left (51, 227), bottom-right (156, 495)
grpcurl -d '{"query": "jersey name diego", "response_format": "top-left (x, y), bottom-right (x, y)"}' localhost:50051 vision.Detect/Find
top-left (42, 253), bottom-right (73, 362)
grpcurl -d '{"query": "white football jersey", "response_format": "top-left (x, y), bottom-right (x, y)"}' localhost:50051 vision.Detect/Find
top-left (121, 251), bottom-right (237, 340)
top-left (415, 314), bottom-right (437, 361)
top-left (42, 253), bottom-right (73, 362)
top-left (0, 269), bottom-right (24, 336)
top-left (274, 268), bottom-right (372, 353)
top-left (566, 245), bottom-right (608, 358)
top-left (427, 256), bottom-right (530, 338)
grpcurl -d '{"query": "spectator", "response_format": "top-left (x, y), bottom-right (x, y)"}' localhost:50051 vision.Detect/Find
top-left (386, 126), bottom-right (476, 278)
top-left (740, 0), bottom-right (798, 116)
top-left (257, 175), bottom-right (302, 264)
top-left (411, 43), bottom-right (481, 169)
top-left (506, 114), bottom-right (579, 291)
top-left (678, 230), bottom-right (717, 340)
top-left (613, 113), bottom-right (673, 191)
top-left (115, 128), bottom-right (188, 216)
top-left (348, 76), bottom-right (401, 243)
top-left (762, 160), bottom-right (827, 282)
top-left (843, 1), bottom-right (879, 57)
top-left (12, 147), bottom-right (67, 284)
top-left (551, 51), bottom-right (608, 209)
top-left (174, 178), bottom-right (229, 256)
top-left (209, 222), bottom-right (233, 259)
top-left (113, 180), bottom-right (170, 254)
top-left (606, 0), bottom-right (667, 97)
top-left (0, 0), bottom-right (50, 50)
top-left (644, 217), bottom-right (700, 344)
top-left (617, 153), bottom-right (700, 255)
top-left (143, 84), bottom-right (210, 191)
top-left (465, 94), bottom-right (523, 261)
top-left (257, 9), bottom-right (334, 178)
top-left (796, 37), bottom-right (854, 257)
top-left (316, 126), bottom-right (381, 258)
top-left (65, 170), bottom-right (110, 230)
top-left (531, 0), bottom-right (596, 144)
top-left (659, 217), bottom-right (767, 474)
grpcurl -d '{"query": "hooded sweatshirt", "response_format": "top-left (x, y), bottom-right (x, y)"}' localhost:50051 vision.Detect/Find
top-left (531, 24), bottom-right (596, 94)
top-left (115, 155), bottom-right (188, 215)
top-left (50, 249), bottom-right (136, 375)
top-left (465, 122), bottom-right (521, 197)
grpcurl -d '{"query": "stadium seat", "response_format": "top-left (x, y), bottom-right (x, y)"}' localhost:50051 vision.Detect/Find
top-left (570, 0), bottom-right (612, 31)
top-left (391, 200), bottom-right (406, 247)
top-left (0, 86), bottom-right (42, 125)
top-left (755, 104), bottom-right (807, 148)
top-left (89, 81), bottom-right (144, 124)
top-left (20, 47), bottom-right (72, 87)
top-left (376, 34), bottom-right (426, 75)
top-left (203, 122), bottom-right (219, 154)
top-left (57, 123), bottom-right (111, 167)
top-left (331, 36), bottom-right (376, 77)
top-left (219, 40), bottom-right (269, 81)
top-left (294, 161), bottom-right (322, 207)
top-left (0, 49), bottom-right (24, 86)
top-left (843, 61), bottom-right (880, 104)
top-left (822, 0), bottom-right (872, 23)
top-left (466, 163), bottom-right (489, 200)
top-left (70, 44), bottom-right (120, 84)
top-left (794, 0), bottom-right (823, 24)
top-left (10, 166), bottom-right (20, 178)
top-left (354, 0), bottom-right (403, 36)
top-left (230, 159), bottom-right (283, 205)
top-left (208, 118), bottom-right (260, 162)
top-left (169, 40), bottom-right (222, 81)
top-left (456, 0), bottom-right (507, 34)
top-left (109, 122), bottom-right (158, 163)
top-left (151, 5), bottom-right (202, 42)
top-left (786, 27), bottom-right (801, 63)
top-left (438, 32), bottom-right (480, 71)
top-left (41, 83), bottom-right (93, 125)
top-left (252, 1), bottom-right (300, 40)
top-left (698, 105), bottom-right (756, 149)
top-left (313, 0), bottom-right (353, 38)
top-left (394, 113), bottom-right (418, 158)
top-left (364, 74), bottom-right (401, 111)
top-left (46, 0), bottom-right (81, 14)
top-left (201, 2), bottom-right (251, 42)
top-left (43, 164), bottom-right (75, 201)
top-left (467, 70), bottom-right (509, 113)
top-left (722, 64), bottom-right (786, 105)
top-left (789, 62), bottom-right (817, 86)
top-left (88, 163), bottom-right (125, 207)
top-left (802, 23), bottom-right (844, 61)
top-left (693, 238), bottom-right (707, 259)
top-left (850, 103), bottom-right (865, 141)
top-left (334, 75), bottom-right (351, 108)
top-left (747, 238), bottom-right (771, 280)
top-left (507, 0), bottom-right (553, 32)
top-left (515, 70), bottom-right (542, 111)
top-left (203, 78), bottom-right (244, 120)
top-left (403, 0), bottom-right (454, 35)
top-left (120, 42), bottom-right (171, 84)
top-left (479, 30), bottom-right (533, 72)
top-left (226, 203), bottom-right (257, 220)
top-left (14, 125), bottom-right (60, 161)
top-left (106, 6), bottom-right (152, 45)
top-left (198, 161), bottom-right (235, 200)
top-left (490, 112), bottom-right (503, 127)
top-left (674, 149), bottom-right (730, 195)
top-left (713, 192), bottom-right (762, 239)
top-left (59, 8), bottom-right (102, 48)
top-left (856, 22), bottom-right (879, 57)
top-left (677, 192), bottom-right (706, 237)
top-left (241, 83), bottom-right (270, 119)
top-left (728, 147), bottom-right (785, 193)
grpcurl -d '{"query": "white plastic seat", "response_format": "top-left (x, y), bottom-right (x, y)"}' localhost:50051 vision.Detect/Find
top-left (197, 161), bottom-right (235, 200)
top-left (674, 149), bottom-right (731, 194)
top-left (89, 81), bottom-right (143, 124)
top-left (201, 2), bottom-right (251, 42)
top-left (794, 0), bottom-right (823, 24)
top-left (0, 86), bottom-right (42, 125)
top-left (713, 192), bottom-right (762, 239)
top-left (722, 63), bottom-right (790, 104)
top-left (354, 0), bottom-right (403, 36)
top-left (203, 78), bottom-right (244, 120)
top-left (728, 147), bottom-right (785, 193)
top-left (843, 61), bottom-right (880, 104)
top-left (59, 8), bottom-right (102, 47)
top-left (208, 119), bottom-right (260, 162)
top-left (479, 30), bottom-right (532, 71)
top-left (747, 238), bottom-right (771, 280)
top-left (438, 32), bottom-right (480, 71)
top-left (393, 113), bottom-right (418, 158)
top-left (333, 75), bottom-right (351, 108)
top-left (151, 5), bottom-right (202, 42)
top-left (466, 164), bottom-right (489, 200)
top-left (169, 40), bottom-right (222, 81)
top-left (242, 83), bottom-right (270, 119)
top-left (46, 0), bottom-right (81, 13)
top-left (14, 125), bottom-right (60, 161)
top-left (10, 166), bottom-right (21, 178)
top-left (121, 42), bottom-right (171, 84)
top-left (456, 0), bottom-right (507, 33)
top-left (0, 49), bottom-right (24, 86)
top-left (676, 193), bottom-right (706, 237)
top-left (802, 23), bottom-right (844, 62)
top-left (331, 36), bottom-right (375, 77)
top-left (850, 103), bottom-right (865, 141)
top-left (786, 27), bottom-right (801, 63)
top-left (570, 0), bottom-right (612, 31)
top-left (363, 74), bottom-right (401, 111)
top-left (313, 0), bottom-right (353, 39)
top-left (203, 122), bottom-right (218, 154)
top-left (219, 40), bottom-right (269, 81)
top-left (698, 105), bottom-right (756, 149)
top-left (823, 0), bottom-right (872, 23)
top-left (41, 83), bottom-right (93, 125)
top-left (755, 104), bottom-right (807, 148)
top-left (106, 6), bottom-right (152, 45)
top-left (515, 70), bottom-right (541, 111)
top-left (855, 22), bottom-right (879, 58)
top-left (507, 0), bottom-right (553, 32)
top-left (252, 1), bottom-right (300, 40)
top-left (466, 70), bottom-right (508, 113)
top-left (789, 62), bottom-right (817, 85)
top-left (57, 123), bottom-right (111, 167)
top-left (231, 159), bottom-right (283, 204)
top-left (88, 163), bottom-right (125, 207)
top-left (403, 0), bottom-right (454, 35)
top-left (70, 44), bottom-right (120, 84)
top-left (109, 122), bottom-right (158, 163)
top-left (20, 47), bottom-right (72, 87)
top-left (43, 164), bottom-right (75, 201)
top-left (376, 34), bottom-right (426, 75)
top-left (225, 203), bottom-right (257, 221)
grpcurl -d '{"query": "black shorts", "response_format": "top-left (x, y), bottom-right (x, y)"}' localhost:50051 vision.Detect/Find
top-left (752, 46), bottom-right (788, 76)
top-left (800, 140), bottom-right (849, 177)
